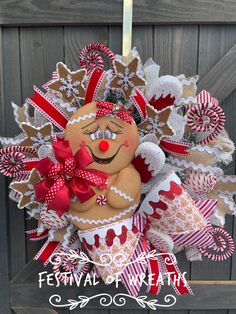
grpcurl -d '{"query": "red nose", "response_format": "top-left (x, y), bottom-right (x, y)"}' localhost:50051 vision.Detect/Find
top-left (99, 140), bottom-right (109, 152)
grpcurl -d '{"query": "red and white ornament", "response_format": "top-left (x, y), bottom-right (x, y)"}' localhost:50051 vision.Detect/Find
top-left (53, 235), bottom-right (90, 283)
top-left (187, 90), bottom-right (225, 144)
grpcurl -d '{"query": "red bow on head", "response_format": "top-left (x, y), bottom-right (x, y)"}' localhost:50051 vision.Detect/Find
top-left (34, 140), bottom-right (109, 217)
top-left (96, 101), bottom-right (133, 124)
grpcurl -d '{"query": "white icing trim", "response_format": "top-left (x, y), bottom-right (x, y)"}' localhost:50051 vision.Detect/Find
top-left (176, 96), bottom-right (197, 105)
top-left (218, 194), bottom-right (236, 215)
top-left (167, 156), bottom-right (223, 175)
top-left (37, 222), bottom-right (45, 234)
top-left (62, 224), bottom-right (74, 248)
top-left (47, 229), bottom-right (56, 241)
top-left (48, 93), bottom-right (77, 114)
top-left (66, 203), bottom-right (138, 225)
top-left (77, 217), bottom-right (133, 245)
top-left (139, 172), bottom-right (181, 216)
top-left (181, 77), bottom-right (198, 86)
top-left (215, 190), bottom-right (236, 196)
top-left (67, 113), bottom-right (96, 126)
top-left (135, 142), bottom-right (166, 176)
top-left (191, 145), bottom-right (220, 155)
top-left (110, 186), bottom-right (134, 202)
top-left (218, 176), bottom-right (236, 183)
top-left (11, 102), bottom-right (30, 127)
top-left (0, 133), bottom-right (26, 145)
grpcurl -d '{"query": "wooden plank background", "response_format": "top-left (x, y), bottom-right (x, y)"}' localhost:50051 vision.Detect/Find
top-left (0, 1), bottom-right (236, 314)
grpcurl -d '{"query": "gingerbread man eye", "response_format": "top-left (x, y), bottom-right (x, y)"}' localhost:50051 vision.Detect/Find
top-left (104, 128), bottom-right (117, 140)
top-left (90, 127), bottom-right (103, 140)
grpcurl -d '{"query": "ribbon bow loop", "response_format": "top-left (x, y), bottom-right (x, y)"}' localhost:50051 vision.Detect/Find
top-left (34, 140), bottom-right (109, 216)
top-left (96, 100), bottom-right (133, 124)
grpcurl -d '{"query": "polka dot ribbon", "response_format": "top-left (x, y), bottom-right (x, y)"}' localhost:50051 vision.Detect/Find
top-left (96, 101), bottom-right (133, 124)
top-left (34, 140), bottom-right (109, 217)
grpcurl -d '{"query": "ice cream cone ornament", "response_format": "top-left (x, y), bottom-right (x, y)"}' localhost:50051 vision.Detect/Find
top-left (0, 41), bottom-right (236, 301)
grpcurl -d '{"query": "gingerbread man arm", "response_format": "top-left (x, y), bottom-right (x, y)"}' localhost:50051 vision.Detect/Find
top-left (107, 165), bottom-right (141, 209)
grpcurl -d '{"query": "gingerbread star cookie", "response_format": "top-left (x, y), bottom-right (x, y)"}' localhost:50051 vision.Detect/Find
top-left (20, 122), bottom-right (53, 149)
top-left (48, 62), bottom-right (86, 103)
top-left (110, 57), bottom-right (146, 100)
top-left (10, 169), bottom-right (41, 209)
top-left (138, 104), bottom-right (175, 141)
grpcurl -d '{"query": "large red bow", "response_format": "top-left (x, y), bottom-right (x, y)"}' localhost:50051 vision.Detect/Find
top-left (34, 140), bottom-right (109, 216)
top-left (96, 101), bottom-right (133, 124)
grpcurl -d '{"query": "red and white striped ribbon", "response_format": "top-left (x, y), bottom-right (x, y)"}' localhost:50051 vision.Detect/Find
top-left (27, 86), bottom-right (69, 130)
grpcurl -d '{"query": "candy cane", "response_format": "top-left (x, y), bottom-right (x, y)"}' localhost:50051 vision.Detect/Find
top-left (79, 43), bottom-right (115, 73)
top-left (0, 146), bottom-right (37, 177)
top-left (198, 227), bottom-right (234, 261)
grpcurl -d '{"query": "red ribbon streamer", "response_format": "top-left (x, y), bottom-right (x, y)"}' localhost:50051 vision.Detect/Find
top-left (160, 139), bottom-right (190, 156)
top-left (26, 229), bottom-right (49, 241)
top-left (24, 158), bottom-right (40, 171)
top-left (84, 69), bottom-right (106, 105)
top-left (130, 89), bottom-right (148, 122)
top-left (34, 140), bottom-right (109, 216)
top-left (34, 240), bottom-right (61, 265)
top-left (28, 86), bottom-right (69, 130)
top-left (160, 253), bottom-right (192, 295)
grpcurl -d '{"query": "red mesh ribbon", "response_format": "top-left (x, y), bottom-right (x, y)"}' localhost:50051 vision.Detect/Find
top-left (96, 101), bottom-right (133, 124)
top-left (34, 140), bottom-right (109, 216)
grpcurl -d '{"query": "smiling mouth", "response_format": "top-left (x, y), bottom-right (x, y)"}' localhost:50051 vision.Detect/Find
top-left (87, 145), bottom-right (123, 164)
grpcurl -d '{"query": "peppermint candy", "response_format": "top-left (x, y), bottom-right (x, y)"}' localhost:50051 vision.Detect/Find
top-left (187, 91), bottom-right (225, 144)
top-left (0, 146), bottom-right (37, 177)
top-left (39, 205), bottom-right (69, 230)
top-left (198, 227), bottom-right (234, 261)
top-left (53, 235), bottom-right (90, 283)
top-left (96, 195), bottom-right (107, 206)
top-left (79, 43), bottom-right (115, 73)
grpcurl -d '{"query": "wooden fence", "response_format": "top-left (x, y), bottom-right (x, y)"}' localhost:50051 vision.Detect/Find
top-left (0, 1), bottom-right (236, 313)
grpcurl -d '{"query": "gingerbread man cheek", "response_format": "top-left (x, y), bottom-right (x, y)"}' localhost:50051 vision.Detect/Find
top-left (79, 140), bottom-right (87, 148)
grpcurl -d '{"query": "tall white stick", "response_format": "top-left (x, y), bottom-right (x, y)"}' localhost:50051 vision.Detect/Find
top-left (122, 0), bottom-right (133, 56)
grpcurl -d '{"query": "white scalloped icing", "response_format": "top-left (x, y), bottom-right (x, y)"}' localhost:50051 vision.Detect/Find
top-left (191, 145), bottom-right (220, 155)
top-left (218, 176), bottom-right (236, 183)
top-left (218, 193), bottom-right (236, 215)
top-left (47, 229), bottom-right (56, 241)
top-left (62, 224), bottom-right (75, 248)
top-left (11, 102), bottom-right (30, 127)
top-left (66, 203), bottom-right (138, 226)
top-left (176, 96), bottom-right (197, 106)
top-left (135, 142), bottom-right (166, 176)
top-left (181, 77), bottom-right (198, 86)
top-left (48, 93), bottom-right (77, 114)
top-left (215, 190), bottom-right (236, 196)
top-left (67, 113), bottom-right (96, 125)
top-left (153, 75), bottom-right (183, 101)
top-left (0, 133), bottom-right (26, 145)
top-left (167, 156), bottom-right (223, 175)
top-left (77, 217), bottom-right (133, 245)
top-left (110, 186), bottom-right (134, 202)
top-left (138, 172), bottom-right (181, 216)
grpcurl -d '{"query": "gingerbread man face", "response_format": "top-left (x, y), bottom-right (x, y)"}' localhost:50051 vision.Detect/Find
top-left (65, 102), bottom-right (139, 174)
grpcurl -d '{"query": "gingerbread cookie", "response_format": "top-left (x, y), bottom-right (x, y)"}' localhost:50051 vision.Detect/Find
top-left (65, 101), bottom-right (141, 230)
